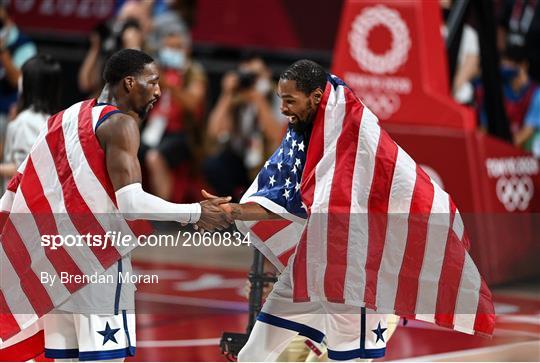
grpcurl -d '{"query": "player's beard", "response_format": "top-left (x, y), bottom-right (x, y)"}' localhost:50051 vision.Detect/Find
top-left (138, 109), bottom-right (149, 121)
top-left (138, 101), bottom-right (154, 121)
top-left (291, 100), bottom-right (315, 133)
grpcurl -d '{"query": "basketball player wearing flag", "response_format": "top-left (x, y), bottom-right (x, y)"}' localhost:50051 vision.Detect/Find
top-left (0, 49), bottom-right (232, 361)
top-left (201, 60), bottom-right (495, 361)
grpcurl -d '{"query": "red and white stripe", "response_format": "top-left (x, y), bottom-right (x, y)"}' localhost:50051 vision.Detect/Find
top-left (0, 100), bottom-right (144, 343)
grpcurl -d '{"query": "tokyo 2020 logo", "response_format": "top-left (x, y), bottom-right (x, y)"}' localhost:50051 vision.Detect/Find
top-left (348, 5), bottom-right (411, 75)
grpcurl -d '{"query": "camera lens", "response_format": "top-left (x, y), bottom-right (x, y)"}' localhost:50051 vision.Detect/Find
top-left (237, 71), bottom-right (257, 90)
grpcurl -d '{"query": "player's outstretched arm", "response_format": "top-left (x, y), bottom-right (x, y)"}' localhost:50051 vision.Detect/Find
top-left (229, 202), bottom-right (282, 221)
top-left (201, 190), bottom-right (282, 222)
top-left (96, 113), bottom-right (232, 230)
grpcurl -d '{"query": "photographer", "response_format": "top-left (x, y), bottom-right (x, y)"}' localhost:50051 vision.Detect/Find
top-left (205, 56), bottom-right (286, 199)
top-left (78, 18), bottom-right (144, 97)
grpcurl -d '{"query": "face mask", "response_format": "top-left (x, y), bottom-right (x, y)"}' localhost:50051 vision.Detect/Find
top-left (255, 78), bottom-right (272, 95)
top-left (500, 66), bottom-right (519, 81)
top-left (159, 48), bottom-right (186, 70)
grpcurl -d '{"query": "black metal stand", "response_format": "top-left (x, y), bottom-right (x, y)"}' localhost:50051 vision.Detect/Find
top-left (220, 249), bottom-right (277, 361)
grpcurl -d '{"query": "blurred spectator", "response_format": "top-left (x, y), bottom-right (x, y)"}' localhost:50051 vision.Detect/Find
top-left (0, 54), bottom-right (62, 187)
top-left (117, 0), bottom-right (195, 54)
top-left (441, 0), bottom-right (480, 104)
top-left (477, 45), bottom-right (540, 155)
top-left (0, 4), bottom-right (37, 136)
top-left (116, 0), bottom-right (155, 36)
top-left (139, 20), bottom-right (207, 201)
top-left (497, 0), bottom-right (540, 83)
top-left (78, 18), bottom-right (144, 97)
top-left (147, 10), bottom-right (189, 55)
top-left (204, 56), bottom-right (287, 200)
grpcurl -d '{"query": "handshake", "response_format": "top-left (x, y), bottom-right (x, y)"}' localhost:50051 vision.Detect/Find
top-left (194, 190), bottom-right (238, 232)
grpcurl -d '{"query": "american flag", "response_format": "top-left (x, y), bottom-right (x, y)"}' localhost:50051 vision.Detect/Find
top-left (236, 75), bottom-right (495, 336)
top-left (0, 99), bottom-right (148, 345)
top-left (236, 122), bottom-right (310, 271)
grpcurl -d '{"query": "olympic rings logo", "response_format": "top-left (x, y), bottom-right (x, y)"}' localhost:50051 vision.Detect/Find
top-left (361, 93), bottom-right (400, 119)
top-left (348, 5), bottom-right (411, 75)
top-left (495, 176), bottom-right (534, 211)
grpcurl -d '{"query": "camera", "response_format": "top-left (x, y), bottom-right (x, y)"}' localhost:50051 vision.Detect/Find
top-left (93, 18), bottom-right (141, 57)
top-left (220, 332), bottom-right (249, 361)
top-left (236, 70), bottom-right (257, 90)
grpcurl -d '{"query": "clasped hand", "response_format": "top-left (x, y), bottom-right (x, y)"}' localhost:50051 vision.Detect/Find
top-left (195, 190), bottom-right (235, 232)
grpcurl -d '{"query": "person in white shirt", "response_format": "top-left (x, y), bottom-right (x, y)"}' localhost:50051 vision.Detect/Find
top-left (0, 54), bottom-right (62, 188)
top-left (440, 0), bottom-right (480, 104)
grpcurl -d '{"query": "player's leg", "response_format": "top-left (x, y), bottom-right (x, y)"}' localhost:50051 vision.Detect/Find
top-left (239, 264), bottom-right (327, 362)
top-left (237, 320), bottom-right (299, 362)
top-left (238, 300), bottom-right (327, 362)
top-left (325, 310), bottom-right (367, 362)
top-left (276, 336), bottom-right (327, 362)
top-left (325, 306), bottom-right (389, 362)
top-left (73, 310), bottom-right (136, 361)
top-left (43, 311), bottom-right (80, 362)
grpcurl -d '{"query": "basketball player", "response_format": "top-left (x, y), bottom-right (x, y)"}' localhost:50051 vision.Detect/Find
top-left (35, 49), bottom-right (232, 361)
top-left (202, 60), bottom-right (398, 361)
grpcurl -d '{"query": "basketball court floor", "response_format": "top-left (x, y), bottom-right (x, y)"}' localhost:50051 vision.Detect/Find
top-left (124, 243), bottom-right (540, 362)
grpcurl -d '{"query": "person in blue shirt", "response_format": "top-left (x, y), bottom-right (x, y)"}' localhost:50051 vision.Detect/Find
top-left (501, 46), bottom-right (540, 155)
top-left (477, 44), bottom-right (540, 156)
top-left (0, 5), bottom-right (37, 119)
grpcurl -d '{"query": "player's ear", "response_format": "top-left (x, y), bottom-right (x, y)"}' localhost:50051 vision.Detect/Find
top-left (312, 88), bottom-right (323, 106)
top-left (123, 76), bottom-right (135, 92)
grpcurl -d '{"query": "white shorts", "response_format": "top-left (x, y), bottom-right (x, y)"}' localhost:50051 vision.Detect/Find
top-left (259, 266), bottom-right (393, 360)
top-left (43, 310), bottom-right (136, 361)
